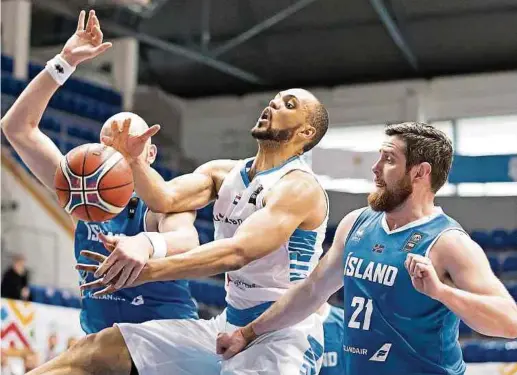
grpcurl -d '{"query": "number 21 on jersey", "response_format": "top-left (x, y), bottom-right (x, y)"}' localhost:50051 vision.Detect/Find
top-left (348, 296), bottom-right (373, 330)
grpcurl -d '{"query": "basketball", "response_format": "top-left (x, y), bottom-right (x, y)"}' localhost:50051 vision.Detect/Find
top-left (54, 143), bottom-right (134, 222)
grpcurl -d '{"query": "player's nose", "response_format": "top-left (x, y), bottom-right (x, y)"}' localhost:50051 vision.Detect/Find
top-left (269, 98), bottom-right (280, 110)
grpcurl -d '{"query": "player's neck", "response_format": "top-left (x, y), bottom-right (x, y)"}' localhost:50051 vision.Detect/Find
top-left (249, 144), bottom-right (300, 179)
top-left (384, 195), bottom-right (436, 230)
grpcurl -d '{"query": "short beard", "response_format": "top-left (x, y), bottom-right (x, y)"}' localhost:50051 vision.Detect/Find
top-left (251, 127), bottom-right (295, 142)
top-left (368, 173), bottom-right (413, 212)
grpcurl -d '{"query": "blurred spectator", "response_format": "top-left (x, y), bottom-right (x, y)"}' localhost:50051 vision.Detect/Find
top-left (1, 254), bottom-right (31, 301)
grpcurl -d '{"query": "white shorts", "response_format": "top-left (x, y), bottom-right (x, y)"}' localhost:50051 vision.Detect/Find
top-left (116, 310), bottom-right (324, 375)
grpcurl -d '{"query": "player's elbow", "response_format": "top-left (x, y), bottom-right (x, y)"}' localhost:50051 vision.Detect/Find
top-left (146, 195), bottom-right (178, 214)
top-left (228, 242), bottom-right (254, 271)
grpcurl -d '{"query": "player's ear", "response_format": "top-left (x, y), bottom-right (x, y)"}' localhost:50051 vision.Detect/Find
top-left (147, 144), bottom-right (157, 164)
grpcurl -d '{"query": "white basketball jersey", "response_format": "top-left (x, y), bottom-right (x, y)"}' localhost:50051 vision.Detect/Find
top-left (213, 156), bottom-right (329, 309)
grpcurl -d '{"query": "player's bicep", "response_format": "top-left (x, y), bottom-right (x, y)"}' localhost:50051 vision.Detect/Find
top-left (232, 180), bottom-right (320, 262)
top-left (6, 128), bottom-right (63, 189)
top-left (437, 232), bottom-right (511, 298)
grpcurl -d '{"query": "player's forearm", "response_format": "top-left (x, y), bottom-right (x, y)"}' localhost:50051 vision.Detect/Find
top-left (141, 238), bottom-right (245, 282)
top-left (161, 227), bottom-right (200, 256)
top-left (437, 284), bottom-right (517, 338)
top-left (248, 278), bottom-right (329, 338)
top-left (129, 159), bottom-right (176, 213)
top-left (1, 71), bottom-right (64, 189)
top-left (1, 71), bottom-right (59, 138)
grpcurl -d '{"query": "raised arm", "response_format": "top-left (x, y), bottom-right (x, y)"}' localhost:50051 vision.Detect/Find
top-left (100, 119), bottom-right (237, 213)
top-left (215, 208), bottom-right (363, 359)
top-left (140, 171), bottom-right (327, 281)
top-left (407, 230), bottom-right (517, 338)
top-left (1, 10), bottom-right (111, 190)
top-left (126, 159), bottom-right (236, 213)
top-left (78, 170), bottom-right (326, 293)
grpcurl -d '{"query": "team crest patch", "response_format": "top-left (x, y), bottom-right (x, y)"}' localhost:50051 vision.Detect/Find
top-left (403, 231), bottom-right (424, 252)
top-left (372, 244), bottom-right (385, 253)
top-left (232, 194), bottom-right (242, 205)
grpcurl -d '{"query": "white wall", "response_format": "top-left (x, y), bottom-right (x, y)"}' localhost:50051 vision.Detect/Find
top-left (326, 191), bottom-right (517, 230)
top-left (181, 71), bottom-right (517, 164)
top-left (1, 157), bottom-right (78, 292)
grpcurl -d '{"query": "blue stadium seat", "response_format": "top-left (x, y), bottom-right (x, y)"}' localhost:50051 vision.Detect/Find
top-left (490, 229), bottom-right (512, 250)
top-left (502, 254), bottom-right (517, 273)
top-left (463, 341), bottom-right (517, 363)
top-left (44, 287), bottom-right (65, 306)
top-left (1, 74), bottom-right (24, 96)
top-left (67, 126), bottom-right (82, 138)
top-left (49, 135), bottom-right (61, 150)
top-left (60, 290), bottom-right (82, 309)
top-left (29, 285), bottom-right (47, 304)
top-left (488, 255), bottom-right (500, 274)
top-left (501, 341), bottom-right (517, 362)
top-left (470, 230), bottom-right (491, 249)
top-left (509, 229), bottom-right (517, 249)
top-left (507, 284), bottom-right (517, 300)
top-left (28, 62), bottom-right (43, 79)
top-left (1, 54), bottom-right (14, 73)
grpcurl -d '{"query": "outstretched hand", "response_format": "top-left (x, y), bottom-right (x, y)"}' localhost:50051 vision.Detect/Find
top-left (75, 232), bottom-right (152, 296)
top-left (101, 118), bottom-right (161, 162)
top-left (61, 10), bottom-right (112, 67)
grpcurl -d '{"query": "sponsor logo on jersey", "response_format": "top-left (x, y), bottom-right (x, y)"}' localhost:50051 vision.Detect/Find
top-left (372, 243), bottom-right (385, 253)
top-left (248, 185), bottom-right (263, 205)
top-left (344, 252), bottom-right (398, 286)
top-left (227, 276), bottom-right (257, 290)
top-left (369, 343), bottom-right (392, 362)
top-left (350, 227), bottom-right (365, 242)
top-left (403, 231), bottom-right (424, 252)
top-left (322, 352), bottom-right (338, 367)
top-left (343, 345), bottom-right (368, 355)
top-left (213, 212), bottom-right (243, 225)
top-left (131, 295), bottom-right (144, 306)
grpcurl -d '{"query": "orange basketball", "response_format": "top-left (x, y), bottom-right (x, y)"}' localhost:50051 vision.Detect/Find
top-left (54, 143), bottom-right (134, 222)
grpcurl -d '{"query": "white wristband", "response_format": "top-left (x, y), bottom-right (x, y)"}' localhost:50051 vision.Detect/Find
top-left (143, 232), bottom-right (167, 259)
top-left (45, 54), bottom-right (76, 86)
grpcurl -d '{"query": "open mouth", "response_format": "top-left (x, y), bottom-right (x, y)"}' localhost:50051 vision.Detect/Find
top-left (258, 107), bottom-right (271, 122)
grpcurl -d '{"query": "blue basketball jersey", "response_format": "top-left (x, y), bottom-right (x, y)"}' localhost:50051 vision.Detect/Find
top-left (75, 195), bottom-right (198, 334)
top-left (321, 305), bottom-right (345, 375)
top-left (342, 207), bottom-right (466, 375)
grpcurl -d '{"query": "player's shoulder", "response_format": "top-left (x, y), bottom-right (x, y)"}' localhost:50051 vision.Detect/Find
top-left (429, 228), bottom-right (478, 262)
top-left (272, 170), bottom-right (325, 207)
top-left (195, 159), bottom-right (240, 175)
top-left (434, 229), bottom-right (472, 248)
top-left (337, 207), bottom-right (369, 232)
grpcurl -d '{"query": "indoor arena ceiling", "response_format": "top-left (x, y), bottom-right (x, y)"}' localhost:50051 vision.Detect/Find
top-left (32, 0), bottom-right (517, 97)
